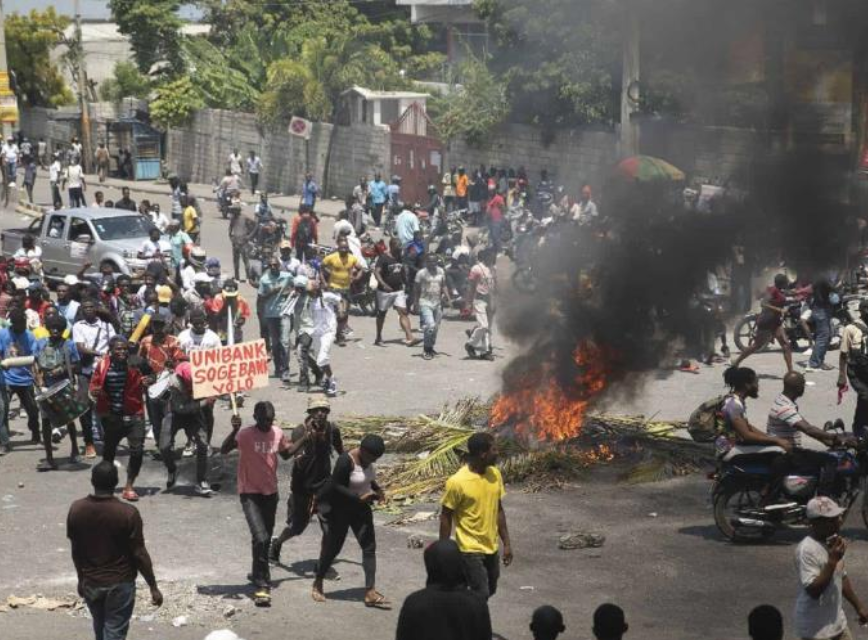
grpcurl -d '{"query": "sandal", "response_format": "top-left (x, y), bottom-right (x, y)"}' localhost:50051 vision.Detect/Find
top-left (122, 489), bottom-right (140, 502)
top-left (253, 588), bottom-right (271, 607)
top-left (364, 592), bottom-right (391, 610)
top-left (311, 588), bottom-right (327, 603)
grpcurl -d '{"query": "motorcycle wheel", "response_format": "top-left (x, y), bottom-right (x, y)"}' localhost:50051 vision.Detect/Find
top-left (512, 267), bottom-right (537, 294)
top-left (712, 480), bottom-right (775, 543)
top-left (733, 315), bottom-right (767, 353)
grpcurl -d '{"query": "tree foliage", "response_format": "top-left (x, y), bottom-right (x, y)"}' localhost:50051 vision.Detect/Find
top-left (109, 0), bottom-right (183, 74)
top-left (431, 57), bottom-right (509, 146)
top-left (99, 61), bottom-right (151, 102)
top-left (149, 76), bottom-right (203, 129)
top-left (5, 8), bottom-right (74, 107)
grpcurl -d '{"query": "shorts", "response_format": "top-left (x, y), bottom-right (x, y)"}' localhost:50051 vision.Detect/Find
top-left (312, 331), bottom-right (335, 368)
top-left (376, 289), bottom-right (407, 312)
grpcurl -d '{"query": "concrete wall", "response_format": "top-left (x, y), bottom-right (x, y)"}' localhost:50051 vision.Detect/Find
top-left (326, 123), bottom-right (391, 199)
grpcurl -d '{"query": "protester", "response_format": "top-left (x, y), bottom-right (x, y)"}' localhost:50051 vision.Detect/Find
top-left (794, 497), bottom-right (868, 640)
top-left (313, 434), bottom-right (388, 608)
top-left (206, 278), bottom-right (251, 344)
top-left (67, 461), bottom-right (163, 640)
top-left (270, 395), bottom-right (343, 563)
top-left (374, 237), bottom-right (414, 346)
top-left (63, 155), bottom-right (87, 208)
top-left (395, 539), bottom-right (492, 640)
top-left (301, 172), bottom-right (320, 212)
top-left (247, 150), bottom-right (263, 195)
top-left (368, 172), bottom-right (388, 227)
top-left (95, 142), bottom-right (110, 182)
top-left (574, 185), bottom-right (599, 224)
top-left (228, 149), bottom-right (243, 176)
top-left (138, 309), bottom-right (185, 449)
top-left (465, 248), bottom-right (496, 360)
top-left (485, 186), bottom-right (506, 255)
top-left (49, 152), bottom-right (63, 208)
top-left (415, 252), bottom-right (450, 359)
top-left (593, 604), bottom-right (628, 640)
top-left (259, 257), bottom-right (293, 380)
top-left (183, 196), bottom-right (201, 243)
top-left (455, 166), bottom-right (469, 210)
top-left (116, 186), bottom-right (137, 212)
top-left (0, 309), bottom-right (41, 445)
top-left (290, 205), bottom-right (318, 262)
top-left (731, 273), bottom-right (794, 373)
top-left (321, 236), bottom-right (362, 347)
top-left (748, 605), bottom-right (783, 640)
top-left (440, 432), bottom-right (512, 600)
top-left (839, 299), bottom-right (868, 438)
top-left (229, 202), bottom-right (256, 281)
top-left (22, 156), bottom-right (36, 203)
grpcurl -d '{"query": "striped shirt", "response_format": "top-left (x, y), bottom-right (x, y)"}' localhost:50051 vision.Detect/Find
top-left (104, 364), bottom-right (128, 415)
top-left (767, 393), bottom-right (803, 446)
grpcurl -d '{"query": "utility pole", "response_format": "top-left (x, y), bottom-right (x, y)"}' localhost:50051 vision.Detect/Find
top-left (74, 0), bottom-right (92, 172)
top-left (0, 0), bottom-right (19, 140)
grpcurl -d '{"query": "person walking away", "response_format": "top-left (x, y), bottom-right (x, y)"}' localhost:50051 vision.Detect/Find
top-left (465, 249), bottom-right (496, 360)
top-left (63, 156), bottom-right (87, 208)
top-left (49, 152), bottom-right (63, 208)
top-left (395, 538), bottom-right (492, 640)
top-left (2, 136), bottom-right (18, 186)
top-left (116, 187), bottom-right (137, 212)
top-left (804, 278), bottom-right (837, 372)
top-left (321, 237), bottom-right (362, 346)
top-left (0, 309), bottom-right (42, 445)
top-left (138, 310), bottom-right (184, 452)
top-left (229, 203), bottom-right (256, 281)
top-left (486, 187), bottom-right (506, 256)
top-left (161, 362), bottom-right (213, 496)
top-left (291, 206), bottom-right (319, 263)
top-left (440, 432), bottom-right (513, 600)
top-left (89, 336), bottom-right (151, 502)
top-left (531, 605), bottom-right (567, 640)
top-left (301, 172), bottom-right (319, 213)
top-left (221, 401), bottom-right (308, 606)
top-left (415, 252), bottom-right (450, 360)
top-left (368, 172), bottom-right (388, 228)
top-left (258, 258), bottom-right (293, 380)
top-left (247, 151), bottom-right (262, 195)
top-left (228, 149), bottom-right (243, 177)
top-left (74, 298), bottom-right (116, 458)
top-left (731, 273), bottom-right (795, 373)
top-left (313, 434), bottom-right (388, 607)
top-left (794, 497), bottom-right (868, 640)
top-left (395, 206), bottom-right (420, 249)
top-left (37, 137), bottom-right (47, 169)
top-left (593, 604), bottom-right (628, 640)
top-left (374, 237), bottom-right (415, 346)
top-left (23, 156), bottom-right (36, 203)
top-left (748, 605), bottom-right (783, 640)
top-left (838, 299), bottom-right (868, 439)
top-left (270, 395), bottom-right (343, 563)
top-left (455, 167), bottom-right (469, 211)
top-left (95, 143), bottom-right (110, 182)
top-left (34, 314), bottom-right (83, 470)
top-left (468, 170), bottom-right (485, 227)
top-left (183, 196), bottom-right (201, 244)
top-left (67, 461), bottom-right (163, 640)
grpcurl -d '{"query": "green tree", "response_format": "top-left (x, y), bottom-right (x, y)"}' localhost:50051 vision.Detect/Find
top-left (149, 76), bottom-right (203, 129)
top-left (99, 61), bottom-right (151, 102)
top-left (5, 8), bottom-right (74, 107)
top-left (109, 0), bottom-right (183, 74)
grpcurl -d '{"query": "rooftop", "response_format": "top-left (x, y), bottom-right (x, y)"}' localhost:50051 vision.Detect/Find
top-left (341, 85), bottom-right (430, 101)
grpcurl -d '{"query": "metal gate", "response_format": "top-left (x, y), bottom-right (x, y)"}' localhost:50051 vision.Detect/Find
top-left (390, 103), bottom-right (442, 205)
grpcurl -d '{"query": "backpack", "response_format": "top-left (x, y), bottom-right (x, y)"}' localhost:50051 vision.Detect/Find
top-left (687, 395), bottom-right (728, 443)
top-left (296, 216), bottom-right (314, 246)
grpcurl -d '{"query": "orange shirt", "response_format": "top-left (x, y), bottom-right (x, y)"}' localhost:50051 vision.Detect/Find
top-left (456, 174), bottom-right (469, 198)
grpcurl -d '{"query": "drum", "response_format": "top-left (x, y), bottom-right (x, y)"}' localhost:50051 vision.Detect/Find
top-left (148, 370), bottom-right (173, 400)
top-left (36, 380), bottom-right (90, 429)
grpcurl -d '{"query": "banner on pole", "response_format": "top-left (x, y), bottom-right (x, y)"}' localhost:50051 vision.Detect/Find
top-left (190, 339), bottom-right (269, 399)
top-left (288, 116), bottom-right (312, 139)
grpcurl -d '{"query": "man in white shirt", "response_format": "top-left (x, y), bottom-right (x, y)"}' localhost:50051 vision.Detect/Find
top-left (62, 158), bottom-right (87, 208)
top-left (73, 298), bottom-right (116, 458)
top-left (181, 247), bottom-right (208, 292)
top-left (147, 203), bottom-right (170, 233)
top-left (138, 227), bottom-right (171, 260)
top-left (2, 137), bottom-right (19, 186)
top-left (178, 308), bottom-right (221, 352)
top-left (228, 149), bottom-right (243, 177)
top-left (246, 151), bottom-right (263, 195)
top-left (49, 153), bottom-right (63, 208)
top-left (573, 185), bottom-right (599, 225)
top-left (794, 497), bottom-right (868, 640)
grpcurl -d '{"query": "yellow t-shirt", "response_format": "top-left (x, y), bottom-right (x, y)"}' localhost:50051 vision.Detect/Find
top-left (322, 252), bottom-right (358, 290)
top-left (183, 205), bottom-right (199, 234)
top-left (441, 464), bottom-right (505, 554)
top-left (33, 327), bottom-right (71, 340)
top-left (456, 174), bottom-right (469, 197)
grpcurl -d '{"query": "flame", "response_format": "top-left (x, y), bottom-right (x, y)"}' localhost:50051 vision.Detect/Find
top-left (490, 342), bottom-right (611, 441)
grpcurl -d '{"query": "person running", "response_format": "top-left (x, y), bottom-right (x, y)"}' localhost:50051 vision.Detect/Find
top-left (307, 282), bottom-right (342, 397)
top-left (374, 237), bottom-right (414, 346)
top-left (440, 432), bottom-right (513, 600)
top-left (221, 401), bottom-right (307, 607)
top-left (67, 461), bottom-right (163, 640)
top-left (34, 314), bottom-right (83, 470)
top-left (415, 252), bottom-right (450, 359)
top-left (270, 395), bottom-right (343, 563)
top-left (731, 274), bottom-right (795, 373)
top-left (312, 434), bottom-right (388, 608)
top-left (321, 237), bottom-right (363, 347)
top-left (89, 336), bottom-right (150, 502)
top-left (464, 249), bottom-right (496, 361)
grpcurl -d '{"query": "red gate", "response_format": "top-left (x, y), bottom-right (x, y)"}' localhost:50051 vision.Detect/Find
top-left (390, 103), bottom-right (442, 205)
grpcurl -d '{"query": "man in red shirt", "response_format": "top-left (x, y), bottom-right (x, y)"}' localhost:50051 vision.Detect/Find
top-left (290, 206), bottom-right (319, 263)
top-left (486, 187), bottom-right (506, 256)
top-left (221, 400), bottom-right (310, 606)
top-left (732, 273), bottom-right (794, 373)
top-left (138, 310), bottom-right (186, 449)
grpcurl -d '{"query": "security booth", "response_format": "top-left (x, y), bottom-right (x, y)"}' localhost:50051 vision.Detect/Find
top-left (106, 119), bottom-right (162, 180)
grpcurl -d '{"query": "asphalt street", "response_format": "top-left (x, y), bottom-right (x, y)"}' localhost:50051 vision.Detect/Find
top-left (1, 175), bottom-right (866, 640)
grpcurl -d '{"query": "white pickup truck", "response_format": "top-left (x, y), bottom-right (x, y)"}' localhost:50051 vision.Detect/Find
top-left (1, 207), bottom-right (166, 282)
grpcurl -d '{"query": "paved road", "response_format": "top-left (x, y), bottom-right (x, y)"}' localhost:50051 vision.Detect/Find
top-left (1, 174), bottom-right (865, 640)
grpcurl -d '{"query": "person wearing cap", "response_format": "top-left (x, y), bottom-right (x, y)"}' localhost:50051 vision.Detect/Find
top-left (205, 278), bottom-right (251, 344)
top-left (181, 247), bottom-right (208, 292)
top-left (278, 239), bottom-right (300, 275)
top-left (167, 221), bottom-right (193, 273)
top-left (839, 299), bottom-right (868, 439)
top-left (270, 395), bottom-right (343, 564)
top-left (794, 496), bottom-right (868, 640)
top-left (258, 257), bottom-right (294, 381)
top-left (139, 309), bottom-right (186, 448)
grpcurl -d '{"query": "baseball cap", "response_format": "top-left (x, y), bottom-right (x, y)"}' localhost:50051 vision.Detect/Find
top-left (156, 285), bottom-right (173, 304)
top-left (307, 395), bottom-right (330, 412)
top-left (806, 496), bottom-right (845, 520)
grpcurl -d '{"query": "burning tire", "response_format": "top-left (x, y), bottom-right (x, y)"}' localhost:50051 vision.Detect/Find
top-left (712, 479), bottom-right (775, 543)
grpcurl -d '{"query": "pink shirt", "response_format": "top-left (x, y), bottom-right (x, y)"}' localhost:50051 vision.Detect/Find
top-left (235, 425), bottom-right (291, 495)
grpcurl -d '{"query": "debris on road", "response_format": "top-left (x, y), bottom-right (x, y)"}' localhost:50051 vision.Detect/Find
top-left (558, 531), bottom-right (606, 550)
top-left (4, 594), bottom-right (81, 611)
top-left (173, 615), bottom-right (189, 627)
top-left (407, 534), bottom-right (426, 549)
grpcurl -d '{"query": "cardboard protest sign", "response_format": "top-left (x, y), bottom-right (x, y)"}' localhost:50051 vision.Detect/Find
top-left (190, 339), bottom-right (269, 399)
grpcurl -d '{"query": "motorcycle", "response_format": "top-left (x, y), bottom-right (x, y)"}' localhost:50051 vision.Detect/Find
top-left (732, 296), bottom-right (851, 353)
top-left (712, 420), bottom-right (868, 542)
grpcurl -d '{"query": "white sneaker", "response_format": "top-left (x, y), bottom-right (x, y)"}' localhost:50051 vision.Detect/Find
top-left (195, 481), bottom-right (214, 497)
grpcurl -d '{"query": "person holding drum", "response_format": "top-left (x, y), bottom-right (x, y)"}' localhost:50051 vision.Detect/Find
top-left (34, 314), bottom-right (86, 470)
top-left (0, 308), bottom-right (41, 446)
top-left (139, 310), bottom-right (186, 453)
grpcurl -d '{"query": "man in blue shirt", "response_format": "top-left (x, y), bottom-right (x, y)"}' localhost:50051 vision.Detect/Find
top-left (396, 208), bottom-right (420, 248)
top-left (368, 172), bottom-right (388, 228)
top-left (301, 172), bottom-right (319, 212)
top-left (0, 309), bottom-right (40, 447)
top-left (258, 257), bottom-right (294, 382)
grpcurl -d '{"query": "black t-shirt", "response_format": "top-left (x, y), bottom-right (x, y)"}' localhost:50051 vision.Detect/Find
top-left (377, 253), bottom-right (405, 291)
top-left (290, 420), bottom-right (342, 492)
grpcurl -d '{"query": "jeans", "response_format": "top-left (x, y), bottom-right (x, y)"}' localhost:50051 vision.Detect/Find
top-left (7, 384), bottom-right (40, 439)
top-left (461, 552), bottom-right (500, 600)
top-left (488, 219), bottom-right (503, 255)
top-left (809, 307), bottom-right (831, 368)
top-left (297, 333), bottom-right (321, 384)
top-left (264, 317), bottom-right (286, 376)
top-left (101, 415), bottom-right (145, 481)
top-left (146, 396), bottom-right (169, 447)
top-left (419, 304), bottom-right (442, 352)
top-left (159, 410), bottom-right (208, 483)
top-left (232, 244), bottom-right (250, 281)
top-left (83, 580), bottom-right (136, 640)
top-left (240, 493), bottom-right (279, 588)
top-left (372, 202), bottom-right (384, 227)
top-left (317, 504), bottom-right (376, 589)
top-left (250, 172), bottom-right (259, 194)
top-left (69, 187), bottom-right (86, 208)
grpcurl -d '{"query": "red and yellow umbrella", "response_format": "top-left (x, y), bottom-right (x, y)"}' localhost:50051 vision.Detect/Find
top-left (615, 155), bottom-right (685, 182)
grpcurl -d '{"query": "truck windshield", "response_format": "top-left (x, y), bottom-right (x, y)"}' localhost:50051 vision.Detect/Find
top-left (91, 216), bottom-right (154, 241)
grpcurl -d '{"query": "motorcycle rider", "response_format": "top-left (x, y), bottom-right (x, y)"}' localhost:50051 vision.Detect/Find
top-left (216, 169), bottom-right (241, 215)
top-left (838, 299), bottom-right (868, 438)
top-left (731, 274), bottom-right (795, 374)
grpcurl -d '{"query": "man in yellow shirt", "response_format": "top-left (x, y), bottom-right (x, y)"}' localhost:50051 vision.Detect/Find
top-left (182, 196), bottom-right (200, 244)
top-left (439, 432), bottom-right (513, 600)
top-left (321, 236), bottom-right (362, 346)
top-left (455, 166), bottom-right (469, 210)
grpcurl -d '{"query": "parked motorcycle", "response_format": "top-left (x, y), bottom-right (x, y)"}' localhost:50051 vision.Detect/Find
top-left (712, 420), bottom-right (867, 542)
